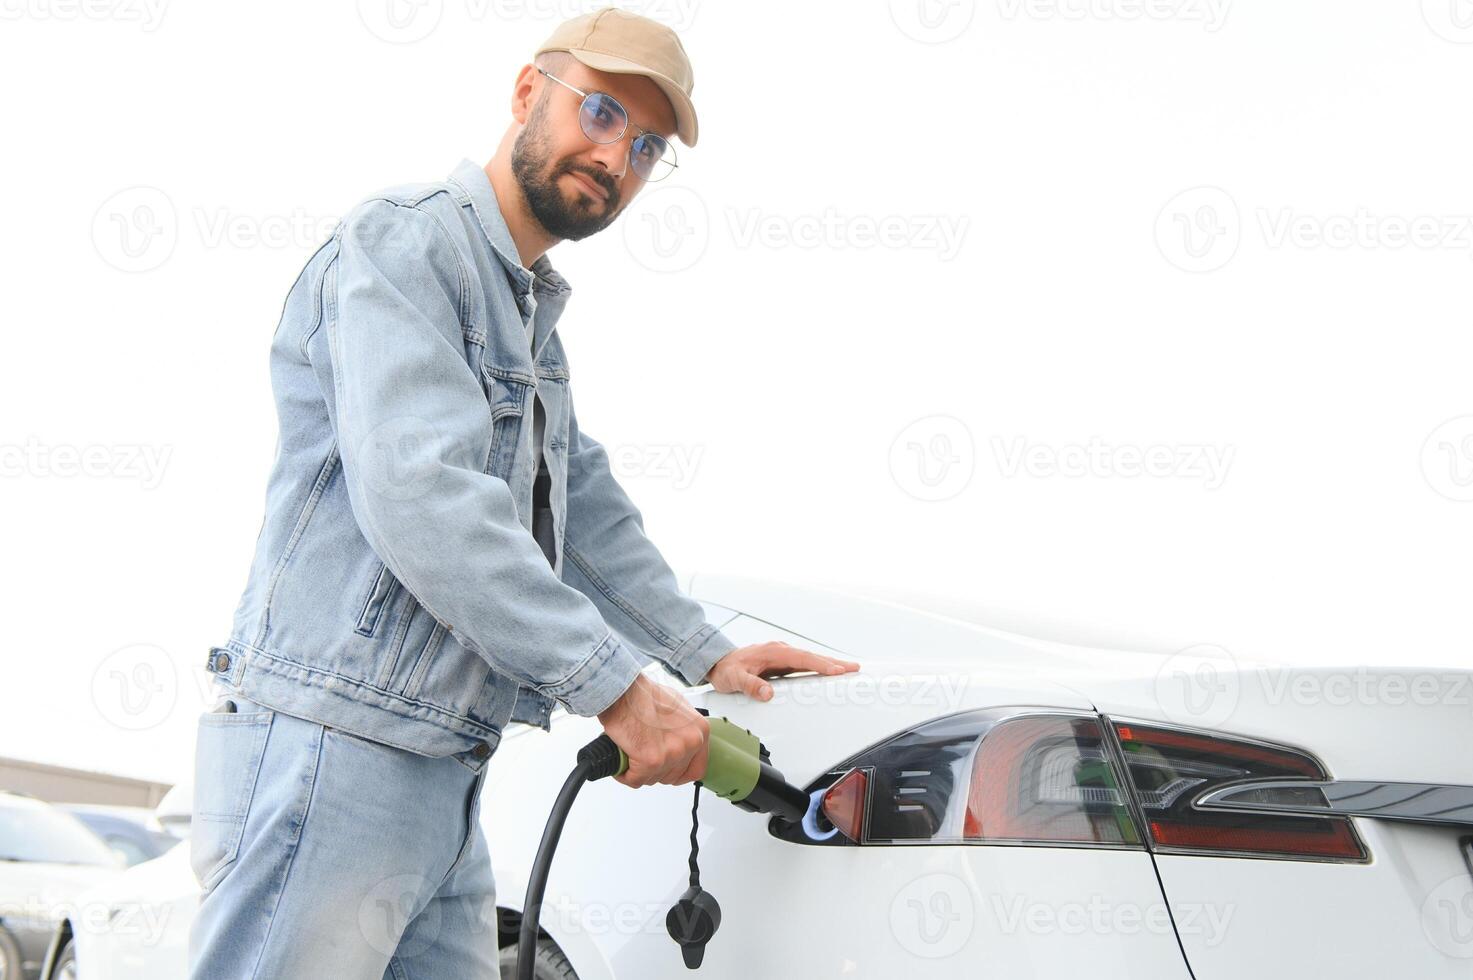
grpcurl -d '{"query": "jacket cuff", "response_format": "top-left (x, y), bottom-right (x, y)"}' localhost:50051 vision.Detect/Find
top-left (661, 623), bottom-right (739, 687)
top-left (541, 632), bottom-right (646, 717)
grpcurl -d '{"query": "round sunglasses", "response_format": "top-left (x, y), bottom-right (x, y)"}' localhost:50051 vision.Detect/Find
top-left (536, 66), bottom-right (679, 183)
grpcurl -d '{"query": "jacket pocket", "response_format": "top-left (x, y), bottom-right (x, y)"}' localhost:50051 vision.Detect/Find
top-left (189, 704), bottom-right (272, 893)
top-left (354, 561), bottom-right (401, 637)
top-left (481, 364), bottom-right (531, 478)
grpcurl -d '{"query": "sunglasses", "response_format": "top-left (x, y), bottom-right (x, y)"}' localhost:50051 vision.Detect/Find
top-left (536, 66), bottom-right (679, 183)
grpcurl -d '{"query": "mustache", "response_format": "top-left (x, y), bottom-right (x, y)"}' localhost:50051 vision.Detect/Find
top-left (563, 164), bottom-right (616, 202)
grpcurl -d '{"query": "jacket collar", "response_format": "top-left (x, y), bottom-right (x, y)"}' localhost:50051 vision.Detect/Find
top-left (447, 157), bottom-right (572, 301)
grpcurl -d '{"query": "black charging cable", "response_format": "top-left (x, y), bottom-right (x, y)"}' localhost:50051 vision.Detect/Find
top-left (515, 734), bottom-right (623, 980)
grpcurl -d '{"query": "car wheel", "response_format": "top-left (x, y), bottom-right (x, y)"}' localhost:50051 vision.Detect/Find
top-left (51, 938), bottom-right (78, 980)
top-left (0, 927), bottom-right (22, 980)
top-left (498, 937), bottom-right (578, 980)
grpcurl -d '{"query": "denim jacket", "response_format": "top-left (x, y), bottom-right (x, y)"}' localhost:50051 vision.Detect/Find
top-left (206, 157), bottom-right (737, 758)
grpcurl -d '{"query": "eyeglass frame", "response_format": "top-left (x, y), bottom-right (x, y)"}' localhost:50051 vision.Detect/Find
top-left (534, 65), bottom-right (680, 182)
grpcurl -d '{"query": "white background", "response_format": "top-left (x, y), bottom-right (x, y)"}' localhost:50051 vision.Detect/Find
top-left (1, 0), bottom-right (1470, 784)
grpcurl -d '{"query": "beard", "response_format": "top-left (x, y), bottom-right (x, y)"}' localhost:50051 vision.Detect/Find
top-left (511, 98), bottom-right (621, 242)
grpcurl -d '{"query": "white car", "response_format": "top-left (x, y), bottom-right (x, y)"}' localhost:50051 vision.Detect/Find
top-left (43, 576), bottom-right (1473, 978)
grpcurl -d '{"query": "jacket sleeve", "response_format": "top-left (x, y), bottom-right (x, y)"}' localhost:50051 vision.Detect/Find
top-left (559, 389), bottom-right (739, 687)
top-left (321, 198), bottom-right (643, 717)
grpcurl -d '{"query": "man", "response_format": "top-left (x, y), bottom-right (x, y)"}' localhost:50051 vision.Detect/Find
top-left (186, 7), bottom-right (858, 978)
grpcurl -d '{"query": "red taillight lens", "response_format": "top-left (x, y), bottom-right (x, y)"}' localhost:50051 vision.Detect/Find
top-left (820, 767), bottom-right (868, 842)
top-left (963, 715), bottom-right (1139, 845)
top-left (1112, 721), bottom-right (1367, 862)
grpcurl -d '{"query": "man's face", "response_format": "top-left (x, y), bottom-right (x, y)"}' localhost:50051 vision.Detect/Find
top-left (511, 60), bottom-right (679, 242)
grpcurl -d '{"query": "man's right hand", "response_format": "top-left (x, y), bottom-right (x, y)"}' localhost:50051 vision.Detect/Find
top-left (596, 674), bottom-right (709, 789)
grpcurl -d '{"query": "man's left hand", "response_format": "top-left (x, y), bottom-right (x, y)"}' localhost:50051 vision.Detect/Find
top-left (705, 641), bottom-right (860, 702)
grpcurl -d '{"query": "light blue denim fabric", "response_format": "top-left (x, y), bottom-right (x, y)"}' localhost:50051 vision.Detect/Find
top-left (206, 158), bottom-right (737, 758)
top-left (187, 692), bottom-right (500, 978)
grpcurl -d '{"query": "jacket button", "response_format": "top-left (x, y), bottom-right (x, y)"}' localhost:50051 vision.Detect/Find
top-left (472, 742), bottom-right (491, 760)
top-left (212, 652), bottom-right (231, 673)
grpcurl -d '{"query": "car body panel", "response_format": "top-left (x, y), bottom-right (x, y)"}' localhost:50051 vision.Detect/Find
top-left (51, 577), bottom-right (1473, 977)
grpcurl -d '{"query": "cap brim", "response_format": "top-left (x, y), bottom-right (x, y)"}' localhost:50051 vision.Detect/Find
top-left (564, 49), bottom-right (698, 148)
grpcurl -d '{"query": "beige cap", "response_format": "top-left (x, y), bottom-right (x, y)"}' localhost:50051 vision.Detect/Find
top-left (533, 6), bottom-right (699, 147)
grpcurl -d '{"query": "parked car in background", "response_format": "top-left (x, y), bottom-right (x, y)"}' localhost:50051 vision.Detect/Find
top-left (58, 807), bottom-right (176, 869)
top-left (0, 792), bottom-right (123, 980)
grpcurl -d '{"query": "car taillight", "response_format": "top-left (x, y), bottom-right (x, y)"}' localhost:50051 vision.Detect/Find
top-left (820, 767), bottom-right (867, 842)
top-left (790, 709), bottom-right (1141, 847)
top-left (781, 707), bottom-right (1369, 864)
top-left (963, 715), bottom-right (1139, 845)
top-left (1109, 719), bottom-right (1367, 862)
